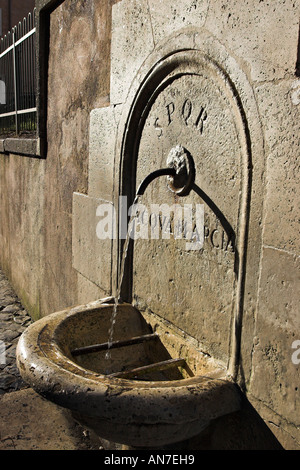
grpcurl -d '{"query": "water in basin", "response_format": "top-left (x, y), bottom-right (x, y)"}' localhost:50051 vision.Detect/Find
top-left (54, 302), bottom-right (227, 382)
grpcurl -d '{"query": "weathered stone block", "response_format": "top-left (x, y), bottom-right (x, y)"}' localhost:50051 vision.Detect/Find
top-left (205, 0), bottom-right (300, 82)
top-left (88, 106), bottom-right (122, 200)
top-left (77, 273), bottom-right (106, 306)
top-left (111, 0), bottom-right (154, 104)
top-left (254, 79), bottom-right (300, 254)
top-left (250, 247), bottom-right (300, 425)
top-left (147, 0), bottom-right (210, 46)
top-left (72, 192), bottom-right (113, 293)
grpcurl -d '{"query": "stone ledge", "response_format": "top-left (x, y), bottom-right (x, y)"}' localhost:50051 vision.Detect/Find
top-left (0, 137), bottom-right (42, 157)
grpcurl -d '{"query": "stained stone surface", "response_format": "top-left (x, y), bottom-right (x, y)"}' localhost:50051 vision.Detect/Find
top-left (0, 0), bottom-right (298, 451)
top-left (132, 68), bottom-right (242, 363)
top-left (69, 0), bottom-right (299, 449)
top-left (0, 270), bottom-right (32, 395)
top-left (0, 270), bottom-right (103, 450)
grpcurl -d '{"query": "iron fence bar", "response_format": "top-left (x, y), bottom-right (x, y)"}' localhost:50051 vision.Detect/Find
top-left (0, 9), bottom-right (37, 135)
top-left (0, 29), bottom-right (36, 59)
top-left (0, 107), bottom-right (37, 118)
top-left (0, 43), bottom-right (14, 58)
top-left (12, 31), bottom-right (18, 134)
top-left (15, 26), bottom-right (36, 47)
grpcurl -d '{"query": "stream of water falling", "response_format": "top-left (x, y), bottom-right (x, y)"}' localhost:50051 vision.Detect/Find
top-left (105, 194), bottom-right (141, 360)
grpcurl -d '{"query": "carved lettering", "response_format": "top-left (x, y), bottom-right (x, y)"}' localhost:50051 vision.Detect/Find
top-left (134, 208), bottom-right (235, 254)
top-left (194, 106), bottom-right (207, 134)
top-left (155, 97), bottom-right (208, 135)
top-left (182, 99), bottom-right (193, 125)
top-left (154, 117), bottom-right (163, 137)
top-left (204, 224), bottom-right (235, 253)
top-left (224, 237), bottom-right (235, 253)
top-left (166, 102), bottom-right (175, 125)
top-left (210, 229), bottom-right (220, 249)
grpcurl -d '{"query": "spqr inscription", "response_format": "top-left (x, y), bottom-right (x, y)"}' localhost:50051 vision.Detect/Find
top-left (154, 96), bottom-right (208, 137)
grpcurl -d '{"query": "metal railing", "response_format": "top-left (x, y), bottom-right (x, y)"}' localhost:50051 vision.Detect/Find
top-left (0, 8), bottom-right (36, 136)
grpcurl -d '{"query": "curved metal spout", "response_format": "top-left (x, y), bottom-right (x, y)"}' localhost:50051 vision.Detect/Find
top-left (136, 146), bottom-right (196, 197)
top-left (136, 168), bottom-right (176, 196)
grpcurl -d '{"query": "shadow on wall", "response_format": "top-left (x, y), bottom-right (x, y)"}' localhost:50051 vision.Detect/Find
top-left (156, 396), bottom-right (284, 450)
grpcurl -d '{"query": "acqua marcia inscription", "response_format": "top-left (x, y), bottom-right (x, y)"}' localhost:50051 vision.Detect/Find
top-left (154, 97), bottom-right (208, 138)
top-left (133, 208), bottom-right (235, 254)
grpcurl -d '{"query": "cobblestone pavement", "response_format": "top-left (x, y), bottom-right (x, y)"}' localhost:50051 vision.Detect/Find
top-left (0, 270), bottom-right (32, 394)
top-left (0, 269), bottom-right (107, 450)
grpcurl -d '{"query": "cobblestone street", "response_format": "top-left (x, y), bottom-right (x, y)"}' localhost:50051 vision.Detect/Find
top-left (0, 270), bottom-right (32, 394)
top-left (0, 269), bottom-right (103, 450)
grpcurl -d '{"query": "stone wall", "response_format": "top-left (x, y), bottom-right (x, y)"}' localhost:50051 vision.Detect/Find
top-left (0, 0), bottom-right (299, 449)
top-left (0, 0), bottom-right (115, 317)
top-left (72, 0), bottom-right (299, 449)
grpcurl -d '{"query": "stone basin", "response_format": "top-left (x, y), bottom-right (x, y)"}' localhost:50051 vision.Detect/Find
top-left (16, 299), bottom-right (241, 447)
